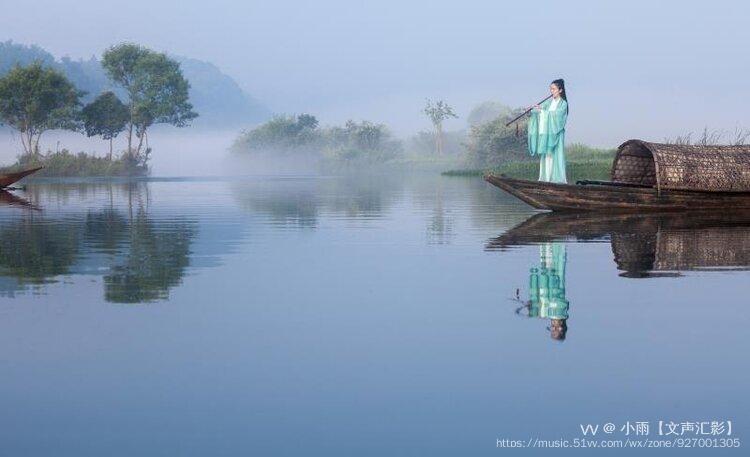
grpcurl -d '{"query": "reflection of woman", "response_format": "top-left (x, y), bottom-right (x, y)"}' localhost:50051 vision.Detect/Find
top-left (527, 79), bottom-right (569, 183)
top-left (528, 242), bottom-right (569, 340)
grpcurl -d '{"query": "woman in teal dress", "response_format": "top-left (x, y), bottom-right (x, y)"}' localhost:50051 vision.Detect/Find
top-left (527, 79), bottom-right (569, 183)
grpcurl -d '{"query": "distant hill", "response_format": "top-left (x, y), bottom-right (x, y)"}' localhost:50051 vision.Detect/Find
top-left (0, 40), bottom-right (270, 127)
top-left (174, 56), bottom-right (270, 127)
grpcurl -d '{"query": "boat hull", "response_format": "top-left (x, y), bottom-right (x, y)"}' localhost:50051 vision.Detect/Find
top-left (0, 166), bottom-right (43, 188)
top-left (484, 174), bottom-right (750, 212)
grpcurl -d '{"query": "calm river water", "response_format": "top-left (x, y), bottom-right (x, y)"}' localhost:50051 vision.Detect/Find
top-left (0, 174), bottom-right (747, 456)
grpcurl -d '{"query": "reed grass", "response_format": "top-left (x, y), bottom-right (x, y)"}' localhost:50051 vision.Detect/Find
top-left (442, 143), bottom-right (615, 181)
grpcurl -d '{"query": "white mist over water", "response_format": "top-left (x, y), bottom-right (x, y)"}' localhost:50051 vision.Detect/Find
top-left (0, 127), bottom-right (247, 177)
top-left (0, 127), bottom-right (424, 178)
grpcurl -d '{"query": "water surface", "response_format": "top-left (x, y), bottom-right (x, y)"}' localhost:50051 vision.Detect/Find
top-left (0, 174), bottom-right (747, 455)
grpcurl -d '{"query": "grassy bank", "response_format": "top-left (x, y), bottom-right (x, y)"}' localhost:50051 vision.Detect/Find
top-left (0, 150), bottom-right (148, 177)
top-left (442, 143), bottom-right (615, 181)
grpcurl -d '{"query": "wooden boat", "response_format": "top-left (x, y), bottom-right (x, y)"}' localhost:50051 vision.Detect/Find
top-left (485, 139), bottom-right (750, 212)
top-left (486, 211), bottom-right (750, 277)
top-left (0, 166), bottom-right (43, 188)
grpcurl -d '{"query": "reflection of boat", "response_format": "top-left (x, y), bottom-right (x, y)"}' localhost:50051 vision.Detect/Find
top-left (0, 166), bottom-right (43, 188)
top-left (0, 190), bottom-right (35, 209)
top-left (485, 140), bottom-right (750, 212)
top-left (487, 211), bottom-right (750, 277)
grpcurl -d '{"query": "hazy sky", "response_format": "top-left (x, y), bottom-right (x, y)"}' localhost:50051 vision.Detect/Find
top-left (1, 0), bottom-right (748, 145)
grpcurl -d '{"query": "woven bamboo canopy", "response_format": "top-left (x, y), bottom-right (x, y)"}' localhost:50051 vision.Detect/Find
top-left (611, 139), bottom-right (750, 192)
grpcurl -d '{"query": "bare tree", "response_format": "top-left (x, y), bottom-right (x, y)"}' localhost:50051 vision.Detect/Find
top-left (423, 99), bottom-right (457, 155)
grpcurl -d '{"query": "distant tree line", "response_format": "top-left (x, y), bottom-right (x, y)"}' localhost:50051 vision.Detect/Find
top-left (231, 100), bottom-right (531, 169)
top-left (232, 114), bottom-right (403, 164)
top-left (0, 43), bottom-right (197, 172)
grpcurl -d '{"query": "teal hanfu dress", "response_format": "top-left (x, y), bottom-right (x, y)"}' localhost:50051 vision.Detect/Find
top-left (527, 97), bottom-right (568, 183)
top-left (528, 243), bottom-right (569, 321)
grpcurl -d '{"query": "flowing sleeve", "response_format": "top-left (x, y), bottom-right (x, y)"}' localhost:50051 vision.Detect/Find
top-left (527, 108), bottom-right (540, 156)
top-left (527, 99), bottom-right (552, 156)
top-left (548, 99), bottom-right (568, 137)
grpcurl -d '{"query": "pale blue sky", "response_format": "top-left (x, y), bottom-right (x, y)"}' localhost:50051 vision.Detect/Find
top-left (1, 0), bottom-right (748, 145)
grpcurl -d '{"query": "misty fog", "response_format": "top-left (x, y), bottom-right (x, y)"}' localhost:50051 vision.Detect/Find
top-left (0, 129), bottom-right (242, 177)
top-left (1, 0), bottom-right (748, 151)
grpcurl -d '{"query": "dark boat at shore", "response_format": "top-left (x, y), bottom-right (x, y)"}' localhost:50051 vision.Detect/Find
top-left (485, 139), bottom-right (750, 212)
top-left (0, 166), bottom-right (43, 188)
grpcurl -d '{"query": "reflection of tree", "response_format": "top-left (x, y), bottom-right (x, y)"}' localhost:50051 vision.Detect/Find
top-left (0, 217), bottom-right (81, 287)
top-left (230, 174), bottom-right (401, 227)
top-left (0, 187), bottom-right (197, 303)
top-left (411, 176), bottom-right (456, 245)
top-left (232, 174), bottom-right (526, 245)
top-left (256, 192), bottom-right (319, 228)
top-left (231, 179), bottom-right (319, 228)
top-left (324, 174), bottom-right (394, 218)
top-left (99, 209), bottom-right (196, 303)
top-left (84, 208), bottom-right (129, 253)
top-left (426, 190), bottom-right (453, 245)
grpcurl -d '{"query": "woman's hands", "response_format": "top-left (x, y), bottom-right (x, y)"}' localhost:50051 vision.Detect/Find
top-left (529, 104), bottom-right (542, 112)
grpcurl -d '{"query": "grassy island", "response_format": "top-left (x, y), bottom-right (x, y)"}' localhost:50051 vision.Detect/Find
top-left (0, 151), bottom-right (148, 178)
top-left (0, 43), bottom-right (197, 178)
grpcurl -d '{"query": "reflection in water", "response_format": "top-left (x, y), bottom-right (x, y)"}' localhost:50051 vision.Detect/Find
top-left (425, 186), bottom-right (454, 245)
top-left (1, 175), bottom-right (511, 302)
top-left (100, 208), bottom-right (195, 303)
top-left (0, 216), bottom-right (81, 287)
top-left (0, 190), bottom-right (36, 209)
top-left (229, 173), bottom-right (474, 244)
top-left (3, 175), bottom-right (750, 455)
top-left (0, 184), bottom-right (196, 303)
top-left (230, 174), bottom-right (402, 228)
top-left (488, 211), bottom-right (750, 277)
top-left (491, 211), bottom-right (750, 341)
top-left (516, 243), bottom-right (570, 341)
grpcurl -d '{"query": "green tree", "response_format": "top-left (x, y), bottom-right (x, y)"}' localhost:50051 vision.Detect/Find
top-left (81, 91), bottom-right (129, 160)
top-left (0, 62), bottom-right (82, 155)
top-left (324, 120), bottom-right (402, 162)
top-left (231, 114), bottom-right (321, 153)
top-left (101, 43), bottom-right (197, 160)
top-left (423, 99), bottom-right (457, 155)
top-left (464, 114), bottom-right (529, 167)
